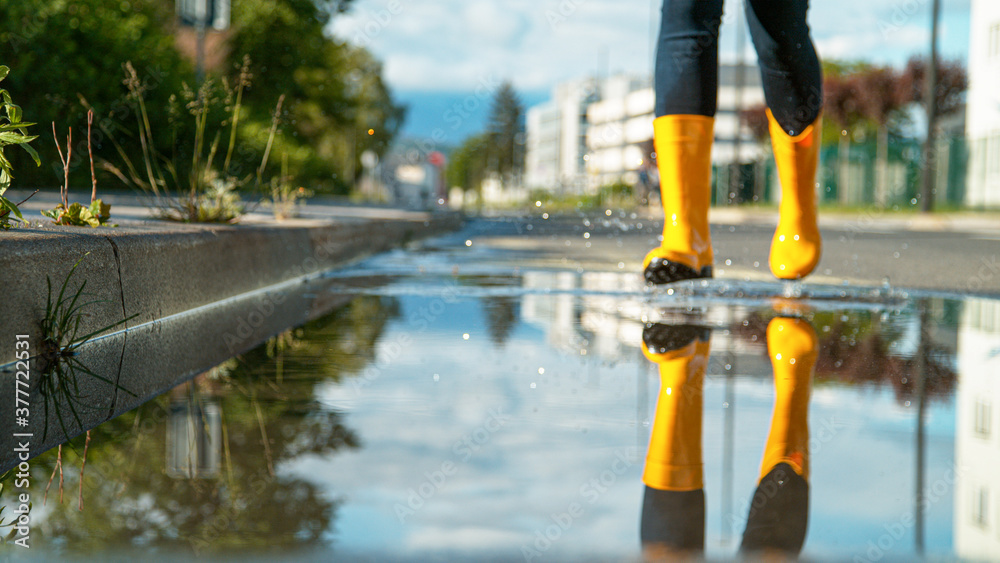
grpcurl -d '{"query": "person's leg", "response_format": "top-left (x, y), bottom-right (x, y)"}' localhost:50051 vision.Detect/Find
top-left (644, 0), bottom-right (724, 284)
top-left (654, 0), bottom-right (724, 118)
top-left (745, 0), bottom-right (824, 279)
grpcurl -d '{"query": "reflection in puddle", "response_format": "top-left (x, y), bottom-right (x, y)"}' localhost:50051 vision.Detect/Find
top-left (3, 234), bottom-right (1000, 562)
top-left (640, 316), bottom-right (813, 559)
top-left (166, 385), bottom-right (221, 480)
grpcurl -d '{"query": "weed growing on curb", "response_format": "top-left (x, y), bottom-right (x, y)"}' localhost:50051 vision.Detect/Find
top-left (43, 110), bottom-right (116, 227)
top-left (267, 153), bottom-right (312, 220)
top-left (105, 57), bottom-right (283, 223)
top-left (0, 64), bottom-right (41, 229)
top-left (38, 255), bottom-right (136, 441)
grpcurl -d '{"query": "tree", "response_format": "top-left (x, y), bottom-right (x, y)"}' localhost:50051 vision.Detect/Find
top-left (898, 56), bottom-right (967, 118)
top-left (899, 54), bottom-right (967, 212)
top-left (855, 66), bottom-right (907, 206)
top-left (822, 71), bottom-right (864, 203)
top-left (447, 133), bottom-right (491, 204)
top-left (0, 0), bottom-right (193, 187)
top-left (486, 81), bottom-right (524, 188)
top-left (228, 0), bottom-right (404, 193)
top-left (0, 0), bottom-right (403, 195)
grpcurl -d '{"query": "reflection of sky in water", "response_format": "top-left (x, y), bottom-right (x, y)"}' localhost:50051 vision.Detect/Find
top-left (284, 289), bottom-right (964, 561)
top-left (11, 221), bottom-right (999, 561)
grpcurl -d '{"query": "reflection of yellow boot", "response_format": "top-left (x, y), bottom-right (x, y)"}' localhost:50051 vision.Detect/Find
top-left (760, 316), bottom-right (816, 480)
top-left (640, 324), bottom-right (710, 554)
top-left (642, 337), bottom-right (709, 491)
top-left (768, 110), bottom-right (822, 280)
top-left (643, 115), bottom-right (714, 284)
top-left (741, 316), bottom-right (817, 554)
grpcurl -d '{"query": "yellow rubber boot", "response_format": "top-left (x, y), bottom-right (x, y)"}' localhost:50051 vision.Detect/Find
top-left (767, 110), bottom-right (822, 280)
top-left (642, 336), bottom-right (710, 491)
top-left (643, 115), bottom-right (715, 284)
top-left (759, 316), bottom-right (817, 481)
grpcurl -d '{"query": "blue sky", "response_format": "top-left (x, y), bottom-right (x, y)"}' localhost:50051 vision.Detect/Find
top-left (330, 0), bottom-right (973, 144)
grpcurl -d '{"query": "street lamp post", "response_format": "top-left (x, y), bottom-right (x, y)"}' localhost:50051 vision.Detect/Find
top-left (920, 0), bottom-right (942, 213)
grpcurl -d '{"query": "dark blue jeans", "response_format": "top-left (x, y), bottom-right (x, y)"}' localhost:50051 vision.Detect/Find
top-left (654, 0), bottom-right (822, 136)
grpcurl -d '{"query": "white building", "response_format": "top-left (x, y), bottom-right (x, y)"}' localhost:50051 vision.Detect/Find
top-left (965, 0), bottom-right (1000, 207)
top-left (954, 298), bottom-right (1000, 559)
top-left (525, 77), bottom-right (601, 193)
top-left (526, 66), bottom-right (766, 193)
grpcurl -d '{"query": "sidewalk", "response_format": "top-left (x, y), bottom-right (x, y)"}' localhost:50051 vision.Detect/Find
top-left (1, 194), bottom-right (463, 367)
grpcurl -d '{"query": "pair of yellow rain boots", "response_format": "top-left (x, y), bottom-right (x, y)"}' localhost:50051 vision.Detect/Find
top-left (643, 111), bottom-right (822, 283)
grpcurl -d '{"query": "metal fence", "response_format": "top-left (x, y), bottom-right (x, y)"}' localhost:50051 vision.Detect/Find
top-left (712, 134), bottom-right (968, 208)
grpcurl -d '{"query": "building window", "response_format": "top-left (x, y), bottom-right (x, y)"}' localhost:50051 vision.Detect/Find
top-left (991, 23), bottom-right (1000, 59)
top-left (975, 398), bottom-right (992, 438)
top-left (974, 487), bottom-right (989, 528)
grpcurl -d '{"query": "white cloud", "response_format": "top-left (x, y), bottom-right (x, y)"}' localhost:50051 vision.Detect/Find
top-left (330, 0), bottom-right (970, 95)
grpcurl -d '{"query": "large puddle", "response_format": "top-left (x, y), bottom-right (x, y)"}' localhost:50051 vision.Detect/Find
top-left (3, 220), bottom-right (999, 562)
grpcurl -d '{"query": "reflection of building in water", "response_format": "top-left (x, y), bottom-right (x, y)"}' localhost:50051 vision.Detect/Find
top-left (519, 271), bottom-right (766, 374)
top-left (955, 299), bottom-right (1000, 559)
top-left (167, 394), bottom-right (222, 479)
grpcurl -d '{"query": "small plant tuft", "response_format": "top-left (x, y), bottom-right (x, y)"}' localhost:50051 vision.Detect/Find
top-left (0, 65), bottom-right (41, 229)
top-left (105, 57), bottom-right (283, 223)
top-left (38, 254), bottom-right (136, 440)
top-left (267, 152), bottom-right (312, 220)
top-left (43, 110), bottom-right (116, 227)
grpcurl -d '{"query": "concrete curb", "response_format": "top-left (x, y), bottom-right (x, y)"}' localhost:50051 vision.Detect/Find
top-left (0, 212), bottom-right (463, 367)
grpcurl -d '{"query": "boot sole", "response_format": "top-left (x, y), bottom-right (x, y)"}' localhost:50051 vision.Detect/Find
top-left (644, 257), bottom-right (713, 285)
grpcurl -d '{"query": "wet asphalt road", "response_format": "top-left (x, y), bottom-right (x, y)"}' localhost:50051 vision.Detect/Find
top-left (470, 214), bottom-right (1000, 297)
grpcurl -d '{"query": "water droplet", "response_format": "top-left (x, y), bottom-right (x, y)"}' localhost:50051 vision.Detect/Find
top-left (530, 382), bottom-right (537, 389)
top-left (535, 201), bottom-right (542, 207)
top-left (725, 259), bottom-right (732, 266)
top-left (538, 367), bottom-right (545, 375)
top-left (618, 262), bottom-right (625, 269)
top-left (433, 374), bottom-right (440, 382)
top-left (462, 333), bottom-right (470, 340)
top-left (465, 240), bottom-right (472, 247)
top-left (583, 232), bottom-right (590, 239)
top-left (542, 212), bottom-right (549, 219)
